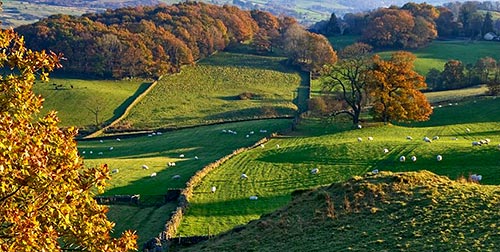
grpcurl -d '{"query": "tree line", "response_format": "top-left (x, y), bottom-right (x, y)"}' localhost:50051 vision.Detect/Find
top-left (15, 2), bottom-right (335, 79)
top-left (313, 1), bottom-right (500, 49)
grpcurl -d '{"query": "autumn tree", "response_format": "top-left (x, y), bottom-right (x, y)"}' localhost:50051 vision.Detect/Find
top-left (441, 60), bottom-right (466, 90)
top-left (321, 43), bottom-right (373, 124)
top-left (366, 51), bottom-right (432, 123)
top-left (0, 29), bottom-right (136, 251)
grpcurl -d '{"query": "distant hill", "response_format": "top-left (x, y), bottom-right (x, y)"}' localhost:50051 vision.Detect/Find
top-left (177, 170), bottom-right (500, 251)
top-left (1, 0), bottom-right (490, 28)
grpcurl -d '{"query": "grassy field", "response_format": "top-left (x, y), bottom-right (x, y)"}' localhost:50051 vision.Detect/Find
top-left (177, 97), bottom-right (500, 236)
top-left (33, 78), bottom-right (147, 128)
top-left (78, 119), bottom-right (292, 244)
top-left (327, 37), bottom-right (500, 76)
top-left (178, 171), bottom-right (500, 251)
top-left (124, 52), bottom-right (306, 129)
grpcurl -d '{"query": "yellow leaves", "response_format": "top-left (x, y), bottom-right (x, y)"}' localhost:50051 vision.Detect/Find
top-left (1, 29), bottom-right (136, 251)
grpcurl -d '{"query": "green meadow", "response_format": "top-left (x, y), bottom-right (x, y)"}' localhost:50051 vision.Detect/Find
top-left (124, 52), bottom-right (306, 130)
top-left (178, 97), bottom-right (500, 236)
top-left (78, 119), bottom-right (292, 244)
top-left (33, 78), bottom-right (147, 128)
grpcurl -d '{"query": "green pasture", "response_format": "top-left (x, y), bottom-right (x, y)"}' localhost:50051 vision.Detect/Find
top-left (327, 37), bottom-right (500, 76)
top-left (380, 40), bottom-right (500, 75)
top-left (33, 78), bottom-right (147, 128)
top-left (77, 119), bottom-right (292, 243)
top-left (178, 97), bottom-right (500, 236)
top-left (125, 52), bottom-right (306, 130)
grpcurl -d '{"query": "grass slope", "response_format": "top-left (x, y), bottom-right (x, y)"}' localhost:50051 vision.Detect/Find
top-left (178, 171), bottom-right (500, 252)
top-left (124, 52), bottom-right (306, 129)
top-left (33, 78), bottom-right (147, 128)
top-left (78, 119), bottom-right (292, 243)
top-left (178, 97), bottom-right (500, 236)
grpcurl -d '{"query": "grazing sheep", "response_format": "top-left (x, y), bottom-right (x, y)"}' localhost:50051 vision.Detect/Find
top-left (372, 169), bottom-right (379, 174)
top-left (172, 175), bottom-right (181, 180)
top-left (250, 131), bottom-right (254, 134)
top-left (98, 152), bottom-right (103, 155)
top-left (431, 106), bottom-right (434, 109)
top-left (150, 173), bottom-right (157, 177)
top-left (211, 186), bottom-right (216, 193)
top-left (466, 128), bottom-right (471, 133)
top-left (179, 154), bottom-right (185, 158)
top-left (82, 151), bottom-right (86, 154)
top-left (357, 124), bottom-right (362, 129)
top-left (432, 136), bottom-right (439, 140)
top-left (484, 138), bottom-right (491, 144)
top-left (157, 132), bottom-right (162, 135)
top-left (470, 174), bottom-right (482, 182)
top-left (240, 173), bottom-right (248, 179)
top-left (116, 138), bottom-right (121, 141)
top-left (260, 144), bottom-right (265, 148)
top-left (148, 134), bottom-right (152, 137)
top-left (357, 137), bottom-right (362, 142)
top-left (311, 168), bottom-right (319, 174)
top-left (222, 129), bottom-right (227, 133)
top-left (399, 156), bottom-right (406, 162)
top-left (383, 148), bottom-right (389, 154)
top-left (194, 156), bottom-right (199, 160)
top-left (246, 135), bottom-right (250, 138)
top-left (249, 195), bottom-right (258, 200)
top-left (368, 136), bottom-right (373, 141)
top-left (472, 141), bottom-right (482, 146)
top-left (436, 155), bottom-right (443, 162)
top-left (152, 132), bottom-right (156, 136)
top-left (276, 144), bottom-right (280, 148)
top-left (109, 147), bottom-right (114, 151)
top-left (142, 165), bottom-right (149, 170)
top-left (111, 169), bottom-right (119, 174)
top-left (406, 136), bottom-right (413, 140)
top-left (259, 129), bottom-right (267, 133)
top-left (423, 137), bottom-right (432, 143)
top-left (438, 105), bottom-right (442, 108)
top-left (89, 151), bottom-right (93, 154)
top-left (99, 140), bottom-right (103, 143)
top-left (451, 137), bottom-right (458, 141)
top-left (167, 162), bottom-right (176, 167)
top-left (411, 156), bottom-right (417, 162)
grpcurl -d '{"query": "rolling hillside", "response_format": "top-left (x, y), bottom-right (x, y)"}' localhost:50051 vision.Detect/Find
top-left (177, 170), bottom-right (500, 251)
top-left (177, 97), bottom-right (500, 236)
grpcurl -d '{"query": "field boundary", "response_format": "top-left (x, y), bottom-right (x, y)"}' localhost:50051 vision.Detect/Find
top-left (83, 77), bottom-right (162, 139)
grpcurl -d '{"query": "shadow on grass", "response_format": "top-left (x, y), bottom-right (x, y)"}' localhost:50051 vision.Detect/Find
top-left (108, 82), bottom-right (152, 124)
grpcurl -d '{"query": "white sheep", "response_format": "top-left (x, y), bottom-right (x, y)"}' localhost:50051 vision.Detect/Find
top-left (472, 141), bottom-right (481, 146)
top-left (368, 136), bottom-right (373, 141)
top-left (109, 147), bottom-right (114, 151)
top-left (116, 138), bottom-right (121, 141)
top-left (436, 155), bottom-right (443, 162)
top-left (497, 144), bottom-right (500, 150)
top-left (142, 165), bottom-right (149, 170)
top-left (451, 137), bottom-right (458, 141)
top-left (150, 173), bottom-right (157, 177)
top-left (222, 129), bottom-right (227, 133)
top-left (357, 137), bottom-right (362, 142)
top-left (372, 169), bottom-right (379, 174)
top-left (311, 168), bottom-right (319, 174)
top-left (406, 136), bottom-right (413, 140)
top-left (98, 152), bottom-right (103, 155)
top-left (167, 162), bottom-right (176, 167)
top-left (148, 134), bottom-right (152, 137)
top-left (432, 136), bottom-right (439, 140)
top-left (157, 132), bottom-right (162, 135)
top-left (466, 128), bottom-right (471, 133)
top-left (470, 174), bottom-right (482, 182)
top-left (152, 132), bottom-right (156, 136)
top-left (172, 175), bottom-right (181, 180)
top-left (179, 154), bottom-right (185, 158)
top-left (357, 124), bottom-right (362, 129)
top-left (246, 135), bottom-right (250, 138)
top-left (211, 186), bottom-right (216, 193)
top-left (383, 148), bottom-right (389, 154)
top-left (240, 173), bottom-right (248, 179)
top-left (399, 156), bottom-right (406, 162)
top-left (250, 131), bottom-right (254, 134)
top-left (260, 144), bottom-right (265, 148)
top-left (249, 195), bottom-right (258, 200)
top-left (411, 156), bottom-right (417, 162)
top-left (260, 129), bottom-right (267, 133)
top-left (276, 144), bottom-right (280, 148)
top-left (111, 169), bottom-right (119, 174)
top-left (194, 156), bottom-right (199, 160)
top-left (82, 151), bottom-right (86, 154)
top-left (89, 151), bottom-right (93, 154)
top-left (99, 140), bottom-right (104, 143)
top-left (423, 137), bottom-right (432, 143)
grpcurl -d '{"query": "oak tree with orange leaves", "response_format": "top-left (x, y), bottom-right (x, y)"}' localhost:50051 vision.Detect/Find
top-left (0, 29), bottom-right (137, 251)
top-left (366, 51), bottom-right (432, 124)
